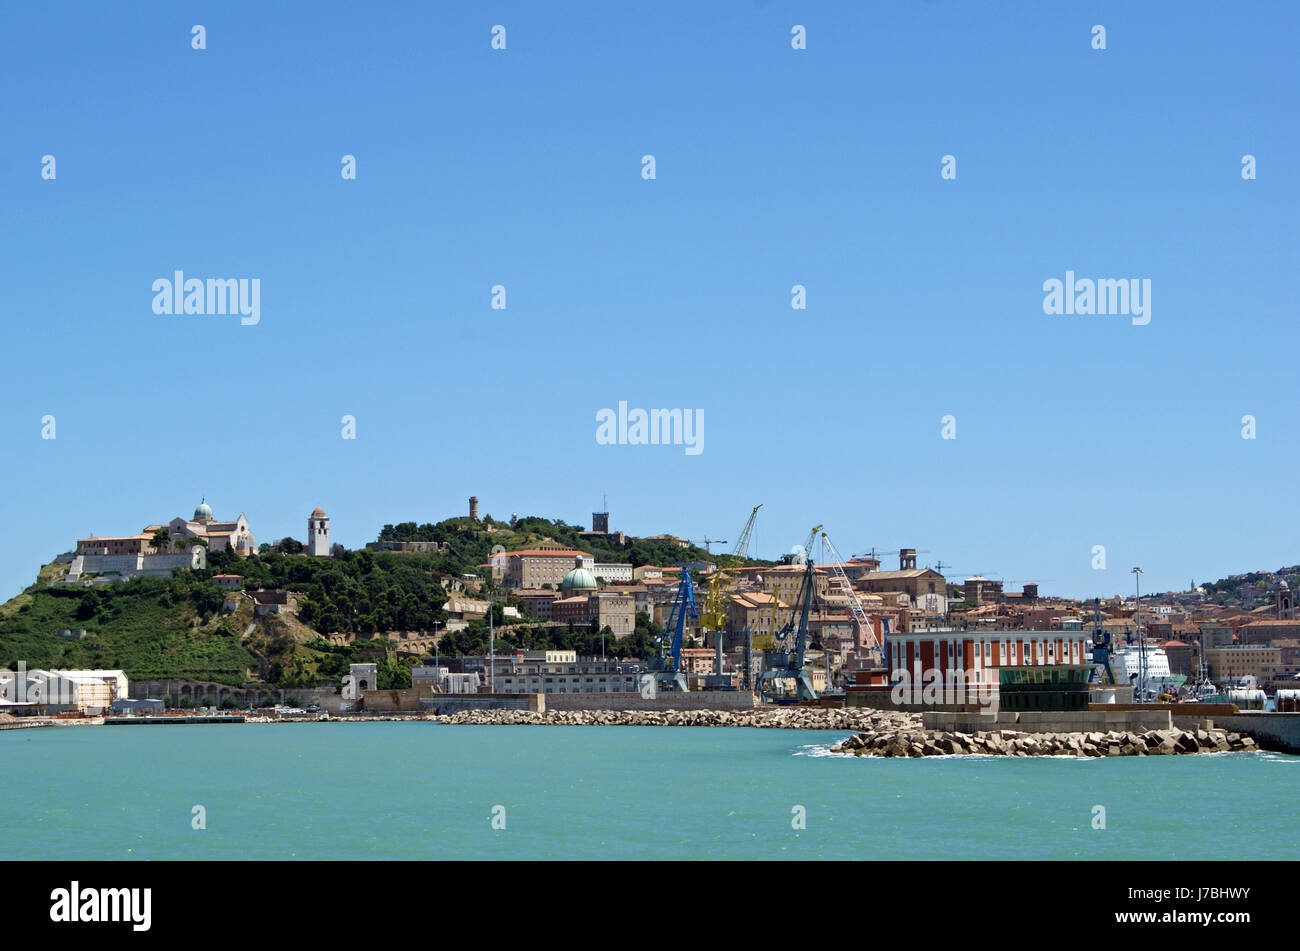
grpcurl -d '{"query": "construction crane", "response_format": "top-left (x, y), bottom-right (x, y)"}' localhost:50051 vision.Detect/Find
top-left (761, 556), bottom-right (818, 702)
top-left (690, 536), bottom-right (728, 558)
top-left (855, 546), bottom-right (898, 561)
top-left (854, 546), bottom-right (930, 567)
top-left (651, 567), bottom-right (696, 692)
top-left (820, 531), bottom-right (883, 662)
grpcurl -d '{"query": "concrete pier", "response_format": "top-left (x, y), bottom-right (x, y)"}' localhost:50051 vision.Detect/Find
top-left (103, 715), bottom-right (245, 725)
top-left (924, 709), bottom-right (1178, 734)
top-left (1210, 712), bottom-right (1300, 754)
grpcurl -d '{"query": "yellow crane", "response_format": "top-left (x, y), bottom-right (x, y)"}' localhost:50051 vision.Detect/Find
top-left (699, 505), bottom-right (762, 634)
top-left (796, 524), bottom-right (823, 565)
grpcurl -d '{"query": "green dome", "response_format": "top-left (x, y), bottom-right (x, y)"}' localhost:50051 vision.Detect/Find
top-left (194, 498), bottom-right (213, 520)
top-left (560, 557), bottom-right (598, 592)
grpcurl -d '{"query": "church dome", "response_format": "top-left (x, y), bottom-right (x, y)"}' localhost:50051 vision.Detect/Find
top-left (194, 498), bottom-right (213, 520)
top-left (560, 556), bottom-right (597, 593)
top-left (311, 507), bottom-right (326, 517)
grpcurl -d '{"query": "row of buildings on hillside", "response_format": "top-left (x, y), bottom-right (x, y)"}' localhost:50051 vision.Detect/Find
top-left (60, 500), bottom-right (332, 584)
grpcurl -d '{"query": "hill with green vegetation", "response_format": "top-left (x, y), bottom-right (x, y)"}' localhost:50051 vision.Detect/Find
top-left (1197, 566), bottom-right (1300, 610)
top-left (0, 512), bottom-right (763, 688)
top-left (378, 513), bottom-right (776, 574)
top-left (0, 546), bottom-right (452, 688)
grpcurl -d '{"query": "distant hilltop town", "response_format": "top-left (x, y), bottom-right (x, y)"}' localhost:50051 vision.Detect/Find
top-left (1, 494), bottom-right (1297, 713)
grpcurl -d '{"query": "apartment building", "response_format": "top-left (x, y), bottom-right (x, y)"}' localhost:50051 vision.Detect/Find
top-left (501, 546), bottom-right (594, 589)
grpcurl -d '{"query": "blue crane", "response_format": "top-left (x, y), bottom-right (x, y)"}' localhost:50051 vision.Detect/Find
top-left (653, 567), bottom-right (696, 692)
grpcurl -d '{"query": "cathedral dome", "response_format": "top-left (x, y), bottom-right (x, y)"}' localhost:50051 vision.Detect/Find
top-left (560, 556), bottom-right (597, 593)
top-left (194, 498), bottom-right (213, 520)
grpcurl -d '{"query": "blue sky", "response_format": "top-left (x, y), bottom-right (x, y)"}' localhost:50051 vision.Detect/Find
top-left (1, 1), bottom-right (1296, 601)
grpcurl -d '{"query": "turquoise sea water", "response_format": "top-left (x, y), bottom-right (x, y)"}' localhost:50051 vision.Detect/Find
top-left (4, 723), bottom-right (1296, 860)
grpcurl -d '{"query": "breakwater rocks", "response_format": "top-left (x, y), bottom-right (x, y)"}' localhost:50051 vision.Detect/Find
top-left (427, 707), bottom-right (915, 730)
top-left (830, 724), bottom-right (1257, 758)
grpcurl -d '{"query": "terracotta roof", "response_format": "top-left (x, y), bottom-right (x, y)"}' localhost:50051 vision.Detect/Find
top-left (860, 568), bottom-right (943, 580)
top-left (729, 592), bottom-right (785, 608)
top-left (508, 549), bottom-right (592, 558)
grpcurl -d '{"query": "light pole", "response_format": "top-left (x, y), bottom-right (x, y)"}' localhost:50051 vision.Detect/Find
top-left (1132, 567), bottom-right (1144, 701)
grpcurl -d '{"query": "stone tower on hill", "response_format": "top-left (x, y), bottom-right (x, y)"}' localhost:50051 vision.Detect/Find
top-left (308, 507), bottom-right (330, 557)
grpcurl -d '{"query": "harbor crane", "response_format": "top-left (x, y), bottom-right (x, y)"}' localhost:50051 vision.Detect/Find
top-left (1089, 598), bottom-right (1118, 685)
top-left (726, 504), bottom-right (761, 566)
top-left (701, 504), bottom-right (762, 633)
top-left (790, 524), bottom-right (823, 564)
top-left (761, 556), bottom-right (818, 702)
top-left (651, 567), bottom-right (696, 692)
top-left (820, 531), bottom-right (884, 663)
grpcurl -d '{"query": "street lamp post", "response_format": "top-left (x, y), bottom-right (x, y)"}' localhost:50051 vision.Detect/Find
top-left (1132, 567), bottom-right (1144, 701)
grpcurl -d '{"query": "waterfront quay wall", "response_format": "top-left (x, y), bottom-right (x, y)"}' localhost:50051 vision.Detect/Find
top-left (846, 687), bottom-right (984, 713)
top-left (418, 694), bottom-right (545, 715)
top-left (130, 679), bottom-right (334, 708)
top-left (545, 691), bottom-right (757, 712)
top-left (356, 689), bottom-right (546, 714)
top-left (924, 709), bottom-right (1177, 735)
top-left (1210, 712), bottom-right (1300, 754)
top-left (356, 687), bottom-right (427, 712)
top-left (1089, 703), bottom-right (1235, 733)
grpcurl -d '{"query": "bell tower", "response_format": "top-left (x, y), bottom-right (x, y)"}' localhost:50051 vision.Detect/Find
top-left (1277, 580), bottom-right (1294, 620)
top-left (308, 507), bottom-right (330, 557)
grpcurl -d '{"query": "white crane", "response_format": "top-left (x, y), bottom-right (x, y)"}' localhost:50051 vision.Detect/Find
top-left (820, 531), bottom-right (882, 660)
